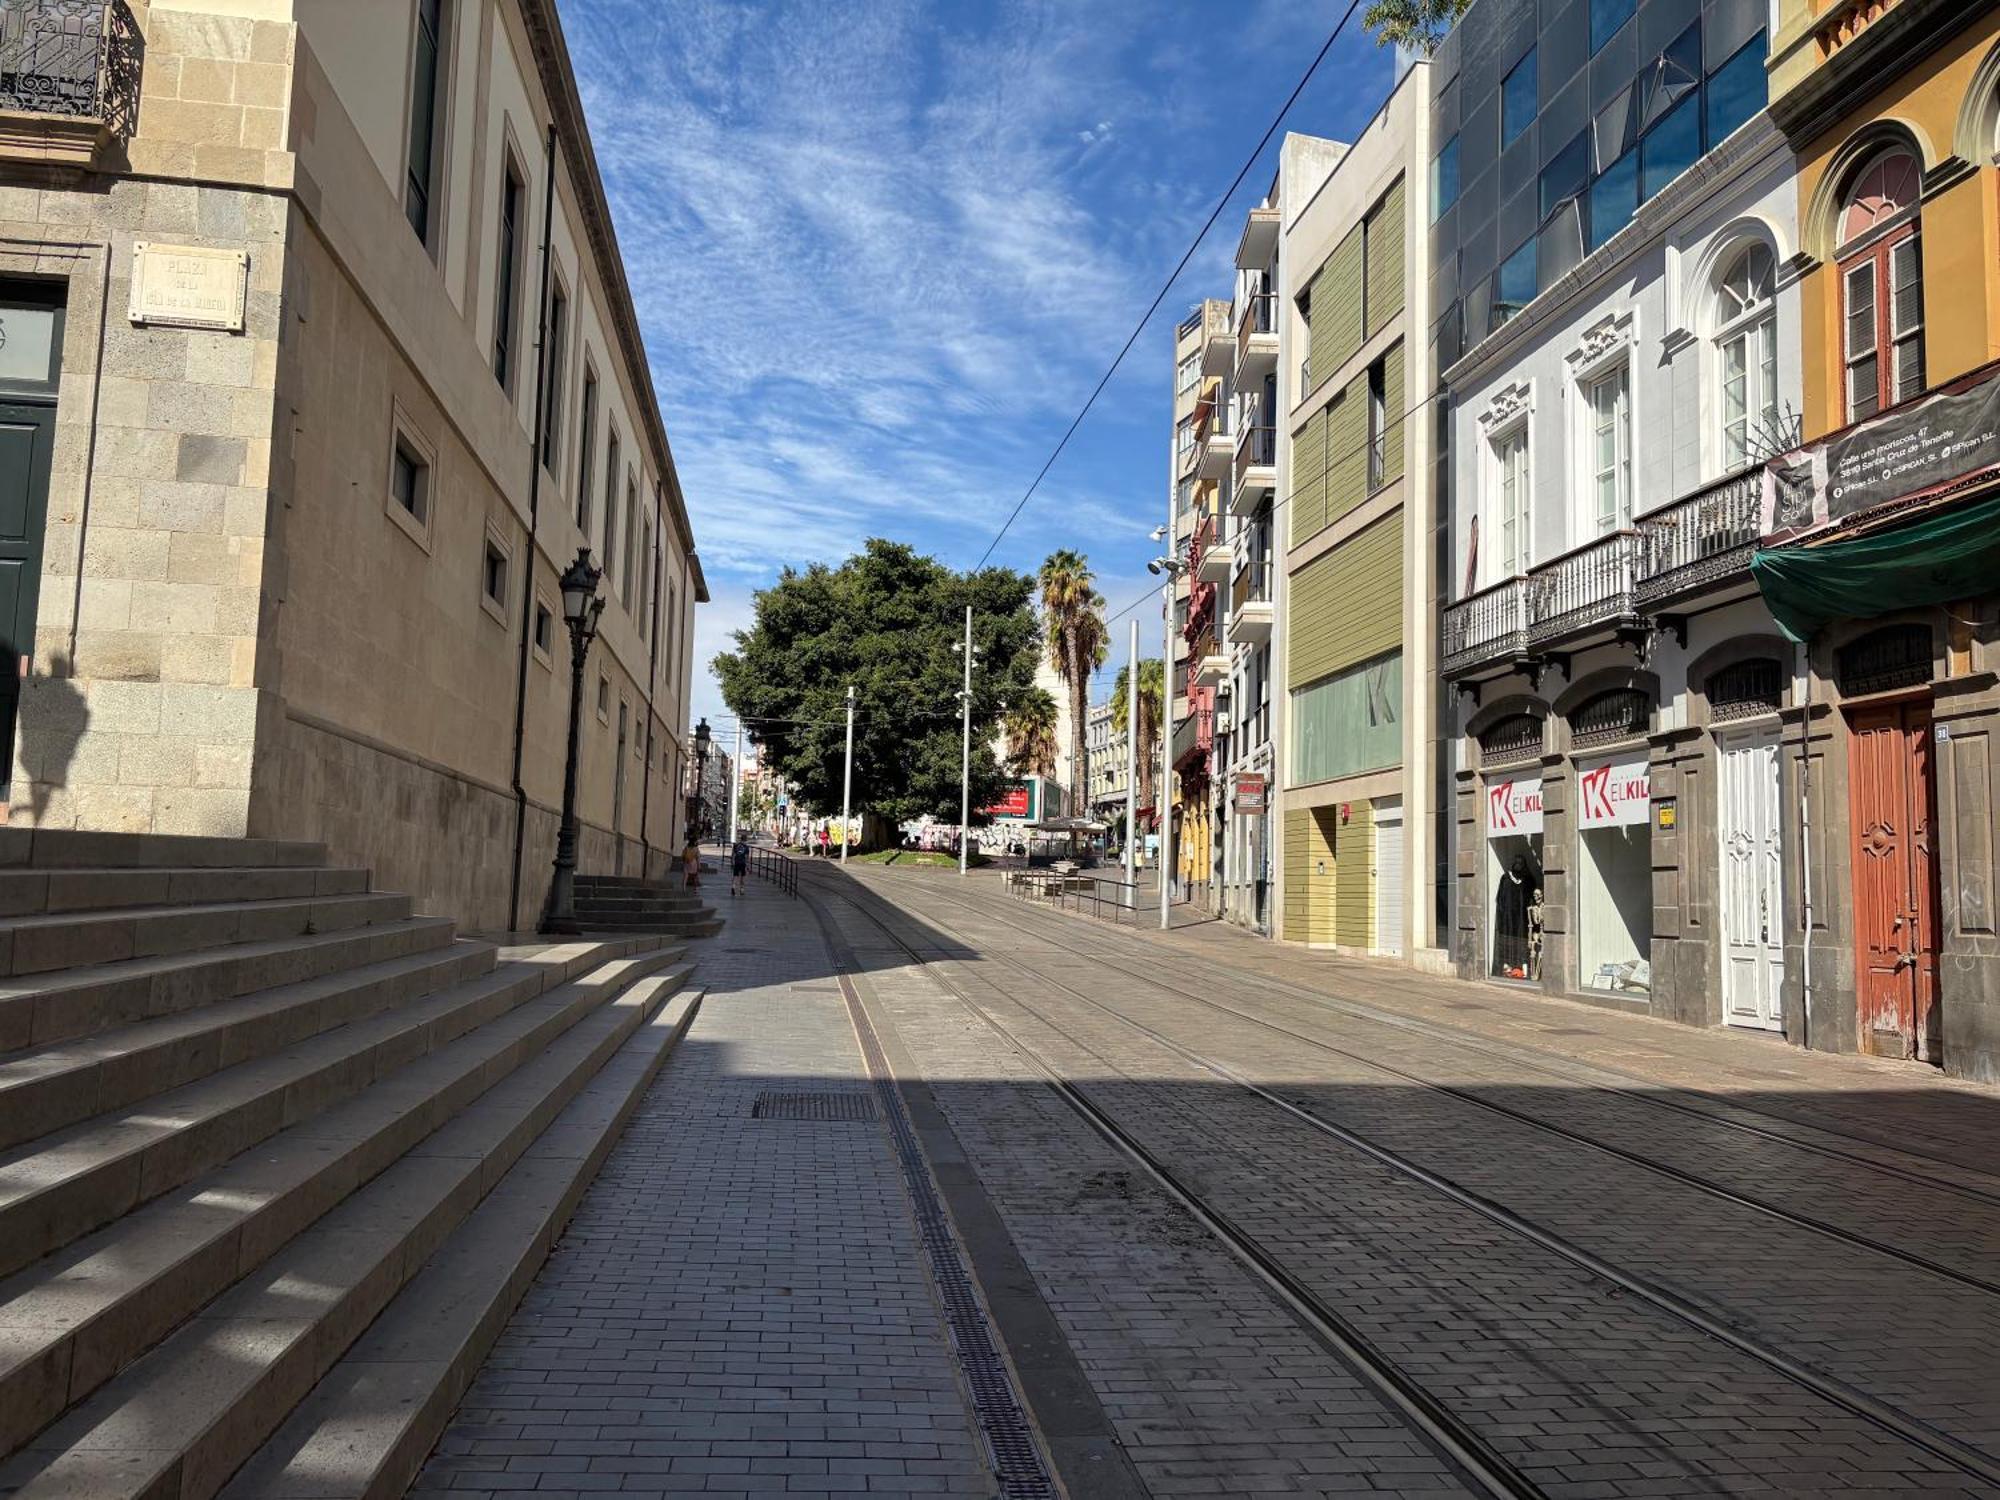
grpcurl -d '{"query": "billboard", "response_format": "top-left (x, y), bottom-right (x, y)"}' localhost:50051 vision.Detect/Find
top-left (982, 781), bottom-right (1036, 820)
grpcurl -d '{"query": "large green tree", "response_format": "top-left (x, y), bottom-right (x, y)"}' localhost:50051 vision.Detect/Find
top-left (1362, 0), bottom-right (1471, 53)
top-left (1001, 686), bottom-right (1060, 780)
top-left (713, 540), bottom-right (1040, 827)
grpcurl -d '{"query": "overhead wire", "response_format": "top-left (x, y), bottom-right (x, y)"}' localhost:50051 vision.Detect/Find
top-left (971, 0), bottom-right (1368, 571)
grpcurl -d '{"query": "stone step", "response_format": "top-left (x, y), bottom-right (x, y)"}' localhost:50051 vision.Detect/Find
top-left (0, 960), bottom-right (695, 1500)
top-left (0, 831), bottom-right (327, 871)
top-left (219, 983), bottom-right (705, 1500)
top-left (0, 891), bottom-right (413, 980)
top-left (0, 944), bottom-right (680, 1463)
top-left (0, 941), bottom-right (667, 1281)
top-left (571, 895), bottom-right (707, 915)
top-left (0, 939), bottom-right (499, 1154)
top-left (0, 865), bottom-right (369, 920)
top-left (575, 912), bottom-right (722, 938)
top-left (0, 918), bottom-right (458, 1056)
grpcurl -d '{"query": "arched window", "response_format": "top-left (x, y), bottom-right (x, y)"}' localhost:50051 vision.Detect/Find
top-left (1715, 243), bottom-right (1777, 470)
top-left (1479, 713), bottom-right (1544, 765)
top-left (1837, 148), bottom-right (1923, 422)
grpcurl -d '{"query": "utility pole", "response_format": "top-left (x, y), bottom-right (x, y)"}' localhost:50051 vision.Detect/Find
top-left (1124, 617), bottom-right (1138, 894)
top-left (728, 718), bottom-right (743, 851)
top-left (1160, 576), bottom-right (1174, 932)
top-left (840, 685), bottom-right (854, 865)
top-left (958, 604), bottom-right (973, 876)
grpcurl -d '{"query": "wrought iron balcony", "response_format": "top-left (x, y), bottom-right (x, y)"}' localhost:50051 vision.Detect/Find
top-left (1172, 696), bottom-right (1214, 769)
top-left (1633, 467), bottom-right (1763, 609)
top-left (1525, 530), bottom-right (1640, 649)
top-left (0, 0), bottom-right (141, 166)
top-left (1440, 577), bottom-right (1527, 679)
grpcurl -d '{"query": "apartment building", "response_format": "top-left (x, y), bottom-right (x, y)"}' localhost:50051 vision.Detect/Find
top-left (1747, 0), bottom-right (2000, 1082)
top-left (1168, 298), bottom-right (1228, 900)
top-left (1433, 0), bottom-right (1789, 1024)
top-left (1084, 698), bottom-right (1130, 828)
top-left (1275, 77), bottom-right (1435, 960)
top-left (0, 0), bottom-right (702, 933)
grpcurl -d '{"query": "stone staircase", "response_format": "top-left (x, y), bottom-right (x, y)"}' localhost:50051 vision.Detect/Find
top-left (572, 872), bottom-right (724, 938)
top-left (0, 828), bottom-right (704, 1500)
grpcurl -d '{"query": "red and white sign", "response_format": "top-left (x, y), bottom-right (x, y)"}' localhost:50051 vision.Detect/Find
top-left (1486, 776), bottom-right (1543, 839)
top-left (1577, 752), bottom-right (1650, 829)
top-left (1234, 773), bottom-right (1267, 812)
top-left (982, 784), bottom-right (1032, 819)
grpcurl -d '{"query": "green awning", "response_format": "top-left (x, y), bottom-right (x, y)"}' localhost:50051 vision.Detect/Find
top-left (1750, 491), bottom-right (2000, 643)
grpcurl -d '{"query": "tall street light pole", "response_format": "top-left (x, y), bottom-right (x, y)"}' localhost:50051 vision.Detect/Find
top-left (840, 684), bottom-right (855, 865)
top-left (1124, 617), bottom-right (1138, 892)
top-left (542, 548), bottom-right (605, 935)
top-left (1149, 536), bottom-right (1182, 933)
top-left (728, 718), bottom-right (744, 850)
top-left (956, 604), bottom-right (973, 876)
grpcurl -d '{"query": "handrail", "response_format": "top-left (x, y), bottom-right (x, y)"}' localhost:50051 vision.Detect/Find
top-left (748, 844), bottom-right (798, 898)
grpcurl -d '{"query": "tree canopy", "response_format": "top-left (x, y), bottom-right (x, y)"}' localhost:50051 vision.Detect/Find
top-left (713, 539), bottom-right (1041, 827)
top-left (1362, 0), bottom-right (1471, 53)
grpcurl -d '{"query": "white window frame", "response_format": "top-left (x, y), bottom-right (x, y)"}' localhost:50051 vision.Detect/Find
top-left (1583, 363), bottom-right (1631, 535)
top-left (1562, 310), bottom-right (1637, 542)
top-left (1487, 420), bottom-right (1531, 584)
top-left (479, 520), bottom-right (511, 627)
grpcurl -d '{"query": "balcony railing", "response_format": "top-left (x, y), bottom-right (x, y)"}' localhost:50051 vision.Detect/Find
top-left (1235, 293), bottom-right (1276, 367)
top-left (1634, 468), bottom-right (1761, 608)
top-left (0, 0), bottom-right (141, 149)
top-left (1525, 530), bottom-right (1640, 648)
top-left (1234, 423), bottom-right (1274, 475)
top-left (1441, 577), bottom-right (1527, 678)
top-left (1230, 557), bottom-right (1271, 613)
top-left (1172, 698), bottom-right (1214, 769)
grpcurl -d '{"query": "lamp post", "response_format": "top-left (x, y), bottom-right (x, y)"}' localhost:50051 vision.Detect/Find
top-left (1147, 540), bottom-right (1185, 933)
top-left (542, 548), bottom-right (606, 935)
top-left (688, 717), bottom-right (712, 843)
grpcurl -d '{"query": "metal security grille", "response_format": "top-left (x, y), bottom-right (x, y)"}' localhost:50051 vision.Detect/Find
top-left (1479, 713), bottom-right (1544, 765)
top-left (0, 0), bottom-right (139, 133)
top-left (1838, 623), bottom-right (1931, 698)
top-left (1570, 689), bottom-right (1649, 749)
top-left (749, 1091), bottom-right (877, 1122)
top-left (1709, 659), bottom-right (1782, 723)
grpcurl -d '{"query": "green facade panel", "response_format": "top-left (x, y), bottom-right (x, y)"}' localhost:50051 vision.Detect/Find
top-left (1286, 509), bottom-right (1404, 690)
top-left (1364, 178), bottom-right (1405, 339)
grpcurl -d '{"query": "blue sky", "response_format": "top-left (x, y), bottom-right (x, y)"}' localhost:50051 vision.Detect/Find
top-left (560, 0), bottom-right (1396, 737)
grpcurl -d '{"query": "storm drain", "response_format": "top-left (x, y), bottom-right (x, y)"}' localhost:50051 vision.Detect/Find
top-left (750, 1090), bottom-right (877, 1122)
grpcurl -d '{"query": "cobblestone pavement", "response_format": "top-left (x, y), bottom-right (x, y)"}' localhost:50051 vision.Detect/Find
top-left (408, 883), bottom-right (994, 1499)
top-left (826, 866), bottom-right (2000, 1498)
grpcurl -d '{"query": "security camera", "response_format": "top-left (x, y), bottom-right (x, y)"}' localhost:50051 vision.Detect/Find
top-left (1147, 558), bottom-right (1165, 576)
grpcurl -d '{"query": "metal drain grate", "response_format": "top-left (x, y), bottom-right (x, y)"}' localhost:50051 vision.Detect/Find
top-left (750, 1090), bottom-right (877, 1122)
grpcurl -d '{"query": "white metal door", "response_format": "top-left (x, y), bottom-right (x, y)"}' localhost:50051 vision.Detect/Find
top-left (1719, 727), bottom-right (1784, 1030)
top-left (1373, 798), bottom-right (1405, 957)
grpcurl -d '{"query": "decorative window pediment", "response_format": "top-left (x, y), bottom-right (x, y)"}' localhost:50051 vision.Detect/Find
top-left (1477, 380), bottom-right (1533, 435)
top-left (1563, 309), bottom-right (1636, 382)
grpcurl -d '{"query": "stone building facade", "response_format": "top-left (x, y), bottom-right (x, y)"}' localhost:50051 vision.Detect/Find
top-left (0, 0), bottom-right (701, 934)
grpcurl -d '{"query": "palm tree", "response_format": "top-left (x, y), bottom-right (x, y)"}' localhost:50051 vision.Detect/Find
top-left (1002, 688), bottom-right (1060, 780)
top-left (1038, 550), bottom-right (1106, 817)
top-left (1110, 657), bottom-right (1165, 818)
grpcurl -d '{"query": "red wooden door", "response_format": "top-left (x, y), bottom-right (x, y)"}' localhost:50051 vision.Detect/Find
top-left (1849, 703), bottom-right (1942, 1063)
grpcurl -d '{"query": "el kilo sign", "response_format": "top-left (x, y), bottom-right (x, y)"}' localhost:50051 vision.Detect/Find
top-left (128, 243), bottom-right (248, 333)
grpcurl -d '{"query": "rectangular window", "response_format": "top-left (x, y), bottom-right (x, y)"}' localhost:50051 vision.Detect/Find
top-left (1495, 237), bottom-right (1536, 322)
top-left (622, 475), bottom-right (637, 607)
top-left (1494, 427), bottom-right (1529, 577)
top-left (1501, 48), bottom-right (1536, 148)
top-left (1844, 261), bottom-right (1879, 422)
top-left (493, 160), bottom-right (523, 388)
top-left (1587, 365), bottom-right (1630, 533)
top-left (481, 536), bottom-right (508, 616)
top-left (1586, 149), bottom-right (1637, 253)
top-left (597, 674), bottom-right (609, 720)
top-left (1890, 236), bottom-right (1924, 405)
top-left (1367, 359), bottom-right (1386, 492)
top-left (576, 369), bottom-right (597, 530)
top-left (541, 284), bottom-right (567, 470)
top-left (602, 430), bottom-right (621, 579)
top-left (1639, 92), bottom-right (1699, 204)
top-left (1290, 652), bottom-right (1403, 786)
top-left (665, 581), bottom-right (677, 691)
top-left (1705, 31), bottom-right (1767, 149)
top-left (1175, 416), bottom-right (1195, 458)
top-left (533, 601), bottom-right (553, 656)
top-left (391, 438), bottom-right (428, 522)
top-left (1721, 316), bottom-right (1776, 471)
top-left (1540, 131), bottom-right (1589, 222)
top-left (404, 0), bottom-right (445, 243)
top-left (1430, 134), bottom-right (1460, 222)
top-left (1176, 352), bottom-right (1199, 393)
top-left (1590, 0), bottom-right (1635, 52)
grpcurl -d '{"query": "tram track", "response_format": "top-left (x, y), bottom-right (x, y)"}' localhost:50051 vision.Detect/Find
top-left (807, 870), bottom-right (2000, 1496)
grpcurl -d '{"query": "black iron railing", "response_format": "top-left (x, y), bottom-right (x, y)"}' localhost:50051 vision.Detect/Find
top-left (1526, 531), bottom-right (1639, 647)
top-left (0, 0), bottom-right (140, 136)
top-left (749, 845), bottom-right (797, 897)
top-left (1635, 468), bottom-right (1762, 607)
top-left (1440, 577), bottom-right (1526, 677)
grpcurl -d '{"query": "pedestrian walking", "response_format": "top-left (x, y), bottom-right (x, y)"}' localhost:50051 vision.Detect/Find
top-left (682, 833), bottom-right (701, 891)
top-left (818, 824), bottom-right (830, 859)
top-left (731, 834), bottom-right (749, 897)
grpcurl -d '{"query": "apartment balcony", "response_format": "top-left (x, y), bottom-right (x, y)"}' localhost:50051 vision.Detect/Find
top-left (1440, 577), bottom-right (1528, 679)
top-left (1202, 309), bottom-right (1234, 377)
top-left (1231, 425), bottom-right (1275, 514)
top-left (1230, 563), bottom-right (1273, 644)
top-left (1235, 206), bottom-right (1279, 269)
top-left (1172, 697), bottom-right (1214, 770)
top-left (0, 0), bottom-right (141, 170)
top-left (1198, 419), bottom-right (1233, 481)
top-left (1197, 530), bottom-right (1233, 586)
top-left (1234, 294), bottom-right (1277, 382)
top-left (1526, 530), bottom-right (1641, 650)
top-left (1194, 650), bottom-right (1228, 688)
top-left (1634, 467), bottom-right (1762, 610)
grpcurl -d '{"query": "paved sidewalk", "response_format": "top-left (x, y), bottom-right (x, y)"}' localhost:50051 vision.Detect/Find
top-left (409, 879), bottom-right (993, 1498)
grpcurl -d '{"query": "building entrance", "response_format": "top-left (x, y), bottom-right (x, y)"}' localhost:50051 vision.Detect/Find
top-left (1848, 700), bottom-right (1941, 1063)
top-left (1718, 726), bottom-right (1785, 1030)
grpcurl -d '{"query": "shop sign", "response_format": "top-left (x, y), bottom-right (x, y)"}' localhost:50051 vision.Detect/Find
top-left (1486, 776), bottom-right (1543, 839)
top-left (982, 782), bottom-right (1033, 820)
top-left (1764, 364), bottom-right (2000, 535)
top-left (1577, 752), bottom-right (1650, 829)
top-left (1234, 773), bottom-right (1266, 812)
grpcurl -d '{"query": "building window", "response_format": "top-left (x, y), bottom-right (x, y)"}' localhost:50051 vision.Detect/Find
top-left (1705, 31), bottom-right (1767, 149)
top-left (391, 438), bottom-right (428, 523)
top-left (1837, 622), bottom-right (1931, 697)
top-left (602, 430), bottom-right (621, 588)
top-left (1176, 352), bottom-right (1199, 394)
top-left (1501, 48), bottom-right (1536, 148)
top-left (1708, 659), bottom-right (1782, 723)
top-left (1839, 149), bottom-right (1923, 422)
top-left (576, 368), bottom-right (597, 532)
top-left (404, 0), bottom-right (446, 244)
top-left (480, 530), bottom-right (510, 625)
top-left (1491, 425), bottom-right (1529, 579)
top-left (1540, 131), bottom-right (1589, 222)
top-left (1175, 415), bottom-right (1195, 462)
top-left (1585, 364), bottom-right (1630, 533)
top-left (533, 599), bottom-right (554, 661)
top-left (541, 282), bottom-right (568, 470)
top-left (597, 673), bottom-right (610, 721)
top-left (493, 158), bottom-right (524, 389)
top-left (1430, 134), bottom-right (1459, 222)
top-left (1494, 236), bottom-right (1535, 324)
top-left (1639, 91), bottom-right (1699, 204)
top-left (1716, 243), bottom-right (1777, 471)
top-left (1587, 148), bottom-right (1637, 253)
top-left (1590, 0), bottom-right (1635, 52)
top-left (1367, 359), bottom-right (1387, 491)
top-left (621, 474), bottom-right (637, 608)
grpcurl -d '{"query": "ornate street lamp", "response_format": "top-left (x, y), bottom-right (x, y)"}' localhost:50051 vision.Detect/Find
top-left (541, 548), bottom-right (605, 935)
top-left (687, 716), bottom-right (712, 842)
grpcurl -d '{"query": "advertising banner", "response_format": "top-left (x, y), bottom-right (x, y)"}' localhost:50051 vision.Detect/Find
top-left (1486, 776), bottom-right (1543, 839)
top-left (982, 782), bottom-right (1033, 820)
top-left (1576, 752), bottom-right (1650, 830)
top-left (1764, 366), bottom-right (2000, 535)
top-left (1234, 773), bottom-right (1267, 812)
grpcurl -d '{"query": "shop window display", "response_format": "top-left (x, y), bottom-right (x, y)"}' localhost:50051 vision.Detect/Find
top-left (1486, 772), bottom-right (1545, 981)
top-left (1575, 750), bottom-right (1652, 993)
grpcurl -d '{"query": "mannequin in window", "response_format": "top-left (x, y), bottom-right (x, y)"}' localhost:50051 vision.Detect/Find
top-left (1527, 886), bottom-right (1545, 982)
top-left (1493, 850), bottom-right (1543, 979)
